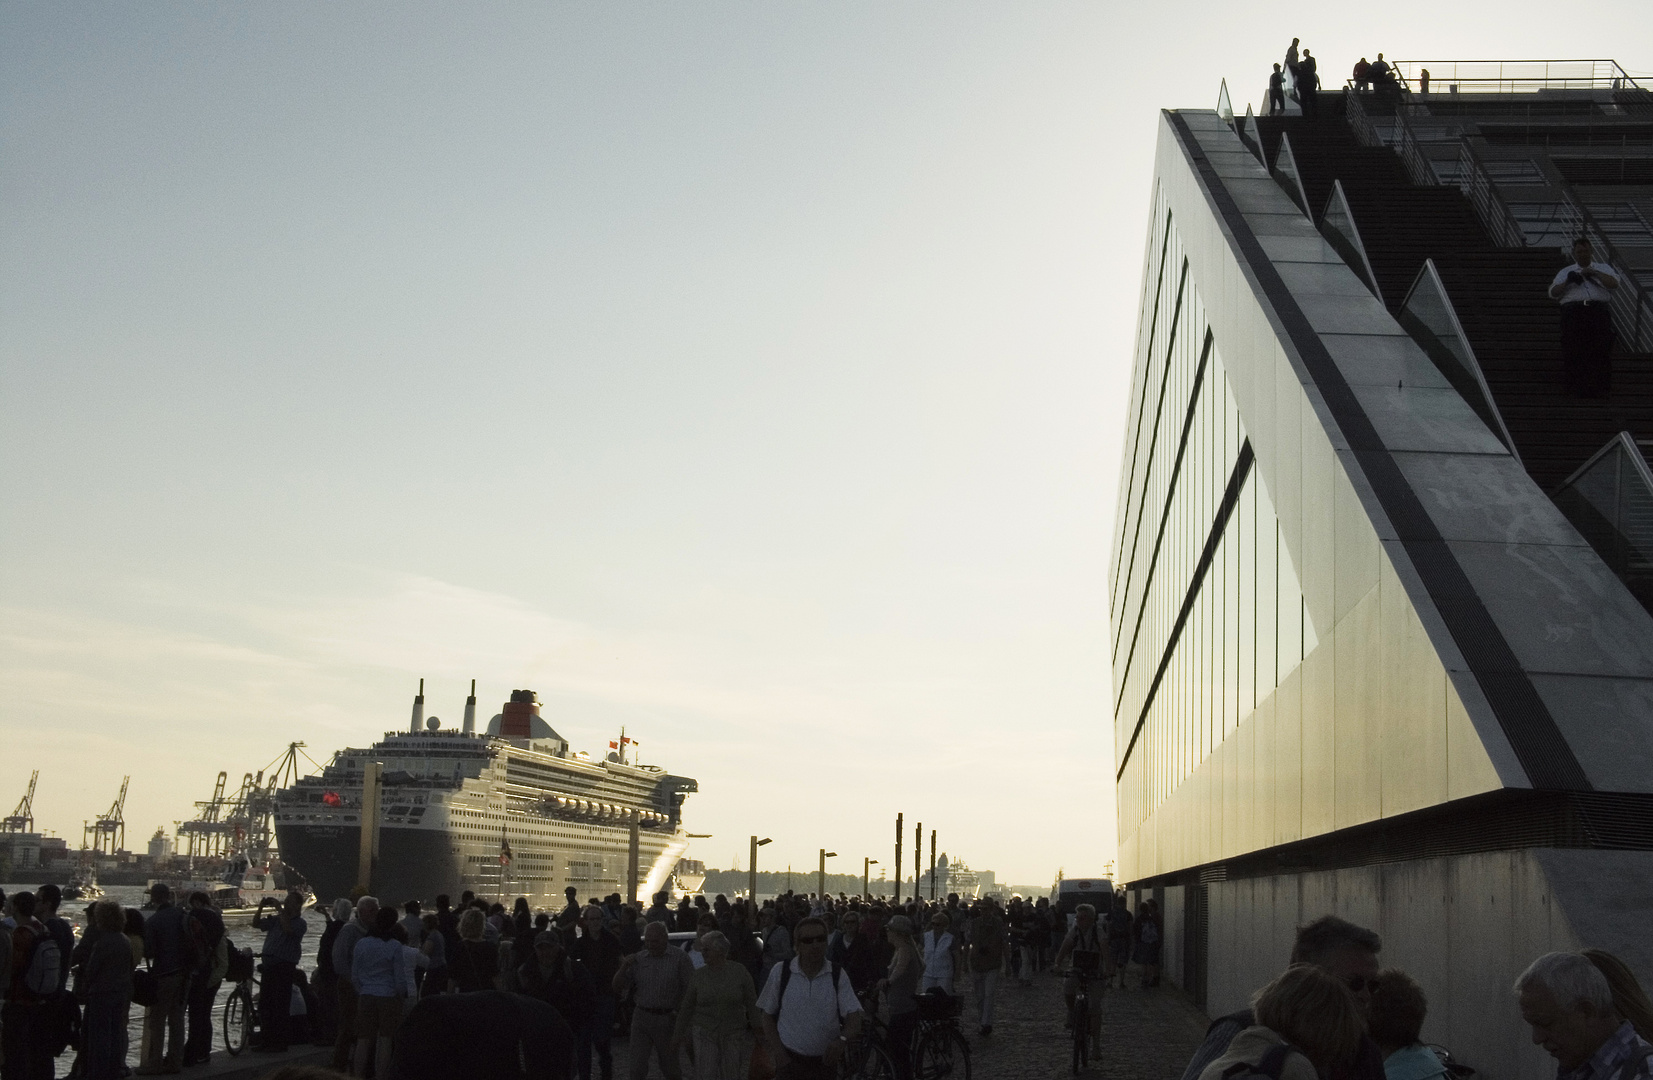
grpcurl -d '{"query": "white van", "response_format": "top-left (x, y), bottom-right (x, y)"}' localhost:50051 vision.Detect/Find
top-left (1051, 876), bottom-right (1114, 932)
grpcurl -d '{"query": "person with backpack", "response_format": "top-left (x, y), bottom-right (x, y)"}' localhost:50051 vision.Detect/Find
top-left (756, 916), bottom-right (862, 1080)
top-left (181, 892), bottom-right (226, 1066)
top-left (1181, 915), bottom-right (1386, 1080)
top-left (1198, 965), bottom-right (1364, 1080)
top-left (3, 890), bottom-right (59, 1080)
top-left (137, 882), bottom-right (193, 1075)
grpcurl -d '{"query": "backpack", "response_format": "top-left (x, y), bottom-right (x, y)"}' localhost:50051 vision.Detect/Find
top-left (766, 961), bottom-right (845, 1020)
top-left (1222, 1043), bottom-right (1301, 1080)
top-left (21, 928), bottom-right (63, 1000)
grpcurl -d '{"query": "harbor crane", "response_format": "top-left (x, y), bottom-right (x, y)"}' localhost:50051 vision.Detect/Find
top-left (83, 777), bottom-right (130, 856)
top-left (4, 771), bottom-right (38, 833)
top-left (177, 772), bottom-right (232, 858)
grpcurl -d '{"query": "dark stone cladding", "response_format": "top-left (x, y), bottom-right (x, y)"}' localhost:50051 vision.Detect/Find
top-left (1164, 110), bottom-right (1590, 793)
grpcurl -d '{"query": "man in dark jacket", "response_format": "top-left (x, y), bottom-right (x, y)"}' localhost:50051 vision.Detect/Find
top-left (3, 891), bottom-right (55, 1080)
top-left (517, 932), bottom-right (594, 1037)
top-left (138, 883), bottom-right (193, 1074)
top-left (182, 891), bottom-right (226, 1065)
top-left (568, 906), bottom-right (622, 1080)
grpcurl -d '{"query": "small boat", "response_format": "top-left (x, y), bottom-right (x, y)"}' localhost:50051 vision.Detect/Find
top-left (63, 864), bottom-right (104, 901)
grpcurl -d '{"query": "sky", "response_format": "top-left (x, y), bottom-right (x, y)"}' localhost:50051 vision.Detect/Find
top-left (3, 4), bottom-right (1650, 888)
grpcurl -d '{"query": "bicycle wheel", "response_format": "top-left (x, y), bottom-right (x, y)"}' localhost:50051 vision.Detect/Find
top-left (1071, 996), bottom-right (1088, 1074)
top-left (223, 984), bottom-right (253, 1057)
top-left (914, 1027), bottom-right (972, 1080)
top-left (844, 1040), bottom-right (898, 1080)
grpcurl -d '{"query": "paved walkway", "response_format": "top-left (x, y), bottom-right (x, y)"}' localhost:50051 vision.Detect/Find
top-left (952, 967), bottom-right (1210, 1079)
top-left (609, 966), bottom-right (1212, 1080)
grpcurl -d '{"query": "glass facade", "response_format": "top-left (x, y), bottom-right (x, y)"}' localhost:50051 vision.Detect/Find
top-left (1110, 192), bottom-right (1316, 850)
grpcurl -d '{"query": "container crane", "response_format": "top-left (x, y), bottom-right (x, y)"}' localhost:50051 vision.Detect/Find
top-left (177, 772), bottom-right (232, 858)
top-left (3, 771), bottom-right (38, 833)
top-left (84, 777), bottom-right (129, 856)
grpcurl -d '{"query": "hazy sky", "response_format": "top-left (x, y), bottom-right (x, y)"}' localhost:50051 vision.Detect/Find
top-left (3, 4), bottom-right (1649, 887)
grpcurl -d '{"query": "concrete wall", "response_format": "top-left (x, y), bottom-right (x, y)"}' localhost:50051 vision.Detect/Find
top-left (1181, 849), bottom-right (1653, 1080)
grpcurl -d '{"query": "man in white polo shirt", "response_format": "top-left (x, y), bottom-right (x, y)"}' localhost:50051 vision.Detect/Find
top-left (757, 915), bottom-right (863, 1080)
top-left (1550, 236), bottom-right (1621, 398)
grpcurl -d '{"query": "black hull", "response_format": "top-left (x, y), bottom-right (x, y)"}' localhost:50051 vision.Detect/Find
top-left (276, 823), bottom-right (467, 906)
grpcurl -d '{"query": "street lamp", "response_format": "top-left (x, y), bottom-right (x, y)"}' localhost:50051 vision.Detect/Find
top-left (863, 858), bottom-right (878, 901)
top-left (818, 850), bottom-right (837, 898)
top-left (749, 836), bottom-right (771, 902)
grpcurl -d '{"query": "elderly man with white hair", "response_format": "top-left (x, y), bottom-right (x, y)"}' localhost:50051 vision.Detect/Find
top-left (1516, 951), bottom-right (1653, 1080)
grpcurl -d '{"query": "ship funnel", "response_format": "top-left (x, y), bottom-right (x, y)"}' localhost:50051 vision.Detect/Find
top-left (410, 678), bottom-right (426, 734)
top-left (462, 679), bottom-right (477, 735)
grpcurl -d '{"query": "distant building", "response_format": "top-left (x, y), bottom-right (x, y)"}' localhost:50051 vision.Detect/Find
top-left (38, 836), bottom-right (69, 866)
top-left (0, 833), bottom-right (42, 870)
top-left (1112, 62), bottom-right (1653, 1080)
top-left (147, 828), bottom-right (174, 860)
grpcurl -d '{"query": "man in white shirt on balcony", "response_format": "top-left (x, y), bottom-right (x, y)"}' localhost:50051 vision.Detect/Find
top-left (1550, 236), bottom-right (1621, 397)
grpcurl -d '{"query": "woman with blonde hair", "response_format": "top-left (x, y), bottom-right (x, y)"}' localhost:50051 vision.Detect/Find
top-left (1200, 964), bottom-right (1365, 1080)
top-left (878, 915), bottom-right (924, 1080)
top-left (79, 900), bottom-right (135, 1080)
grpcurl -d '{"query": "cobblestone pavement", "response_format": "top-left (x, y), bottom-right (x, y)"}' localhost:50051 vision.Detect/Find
top-left (613, 966), bottom-right (1211, 1080)
top-left (957, 968), bottom-right (1210, 1079)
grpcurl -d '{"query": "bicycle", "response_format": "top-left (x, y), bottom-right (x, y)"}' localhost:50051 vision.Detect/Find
top-left (222, 948), bottom-right (261, 1057)
top-left (912, 990), bottom-right (971, 1080)
top-left (1064, 959), bottom-right (1100, 1074)
top-left (839, 991), bottom-right (899, 1080)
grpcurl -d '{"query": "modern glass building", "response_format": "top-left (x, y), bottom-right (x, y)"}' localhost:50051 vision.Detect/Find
top-left (1111, 63), bottom-right (1653, 1079)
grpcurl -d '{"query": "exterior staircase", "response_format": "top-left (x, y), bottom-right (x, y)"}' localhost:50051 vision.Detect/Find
top-left (1251, 97), bottom-right (1653, 492)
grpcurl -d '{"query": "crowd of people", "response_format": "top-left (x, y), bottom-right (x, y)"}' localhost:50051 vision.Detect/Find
top-left (1180, 915), bottom-right (1653, 1080)
top-left (7, 882), bottom-right (1650, 1080)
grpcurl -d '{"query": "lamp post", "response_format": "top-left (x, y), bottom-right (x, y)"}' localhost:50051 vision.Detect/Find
top-left (749, 835), bottom-right (771, 902)
top-left (818, 849), bottom-right (837, 898)
top-left (863, 858), bottom-right (878, 901)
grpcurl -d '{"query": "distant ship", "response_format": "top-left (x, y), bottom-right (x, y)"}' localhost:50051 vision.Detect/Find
top-left (273, 686), bottom-right (698, 906)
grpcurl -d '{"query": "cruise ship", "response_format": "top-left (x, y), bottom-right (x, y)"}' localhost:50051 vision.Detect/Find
top-left (273, 685), bottom-right (698, 906)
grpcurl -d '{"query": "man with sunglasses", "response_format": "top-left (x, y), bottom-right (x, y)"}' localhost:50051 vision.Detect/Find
top-left (1179, 915), bottom-right (1385, 1080)
top-left (757, 917), bottom-right (863, 1080)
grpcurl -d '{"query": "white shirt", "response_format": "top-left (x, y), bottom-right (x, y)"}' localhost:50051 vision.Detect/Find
top-left (921, 930), bottom-right (954, 981)
top-left (756, 957), bottom-right (863, 1057)
top-left (1553, 261), bottom-right (1617, 304)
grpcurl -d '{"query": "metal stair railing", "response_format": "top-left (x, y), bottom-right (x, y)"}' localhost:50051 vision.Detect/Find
top-left (1456, 137), bottom-right (1529, 248)
top-left (1552, 432), bottom-right (1653, 616)
top-left (1396, 259), bottom-right (1522, 464)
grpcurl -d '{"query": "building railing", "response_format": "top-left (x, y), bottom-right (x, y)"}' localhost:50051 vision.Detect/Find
top-left (1549, 180), bottom-right (1653, 352)
top-left (1552, 432), bottom-right (1653, 616)
top-left (1388, 59), bottom-right (1642, 95)
top-left (1457, 137), bottom-right (1529, 249)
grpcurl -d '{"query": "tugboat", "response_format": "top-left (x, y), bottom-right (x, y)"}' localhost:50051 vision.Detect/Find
top-left (62, 861), bottom-right (103, 901)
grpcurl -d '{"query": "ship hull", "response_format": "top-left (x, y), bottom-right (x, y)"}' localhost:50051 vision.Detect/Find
top-left (276, 819), bottom-right (688, 907)
top-left (277, 822), bottom-right (462, 905)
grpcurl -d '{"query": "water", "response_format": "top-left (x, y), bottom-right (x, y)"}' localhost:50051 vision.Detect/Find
top-left (3, 884), bottom-right (322, 1076)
